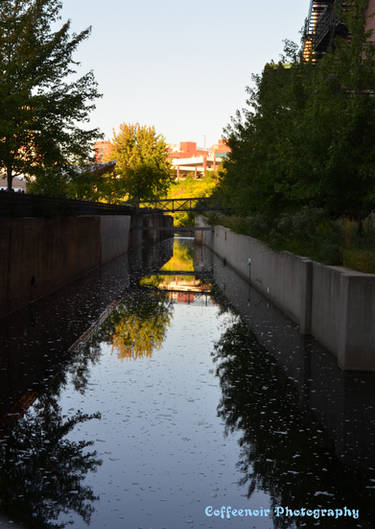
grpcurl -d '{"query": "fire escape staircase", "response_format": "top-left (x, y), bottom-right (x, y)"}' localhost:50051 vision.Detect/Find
top-left (303, 0), bottom-right (347, 59)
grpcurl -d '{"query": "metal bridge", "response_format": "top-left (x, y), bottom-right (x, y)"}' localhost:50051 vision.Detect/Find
top-left (1, 192), bottom-right (226, 217)
top-left (136, 196), bottom-right (226, 213)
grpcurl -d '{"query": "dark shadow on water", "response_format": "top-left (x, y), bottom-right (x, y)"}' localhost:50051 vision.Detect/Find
top-left (196, 244), bottom-right (375, 528)
top-left (0, 239), bottom-right (173, 528)
top-left (0, 395), bottom-right (101, 529)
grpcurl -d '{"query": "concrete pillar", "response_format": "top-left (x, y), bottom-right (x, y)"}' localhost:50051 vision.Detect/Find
top-left (299, 258), bottom-right (313, 335)
top-left (338, 273), bottom-right (375, 370)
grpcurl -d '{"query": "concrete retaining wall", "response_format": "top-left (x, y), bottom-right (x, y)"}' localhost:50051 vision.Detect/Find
top-left (311, 263), bottom-right (375, 370)
top-left (195, 215), bottom-right (375, 371)
top-left (197, 246), bottom-right (375, 469)
top-left (0, 215), bottom-right (130, 318)
top-left (100, 215), bottom-right (130, 263)
top-left (129, 213), bottom-right (174, 249)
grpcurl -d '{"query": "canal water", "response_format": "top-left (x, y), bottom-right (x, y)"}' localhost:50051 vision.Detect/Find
top-left (0, 238), bottom-right (374, 529)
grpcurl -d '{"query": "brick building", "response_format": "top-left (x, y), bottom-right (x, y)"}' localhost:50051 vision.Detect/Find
top-left (168, 139), bottom-right (230, 179)
top-left (94, 141), bottom-right (112, 163)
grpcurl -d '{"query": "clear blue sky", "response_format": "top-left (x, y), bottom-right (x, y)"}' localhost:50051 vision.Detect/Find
top-left (61, 0), bottom-right (310, 147)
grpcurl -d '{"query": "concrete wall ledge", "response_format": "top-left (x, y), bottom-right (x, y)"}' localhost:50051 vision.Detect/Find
top-left (195, 215), bottom-right (375, 371)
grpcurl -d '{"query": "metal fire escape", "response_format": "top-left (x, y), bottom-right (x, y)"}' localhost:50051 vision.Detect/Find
top-left (303, 0), bottom-right (348, 60)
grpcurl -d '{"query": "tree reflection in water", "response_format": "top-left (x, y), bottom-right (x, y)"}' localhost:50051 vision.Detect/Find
top-left (99, 287), bottom-right (173, 360)
top-left (0, 395), bottom-right (101, 529)
top-left (212, 320), bottom-right (372, 529)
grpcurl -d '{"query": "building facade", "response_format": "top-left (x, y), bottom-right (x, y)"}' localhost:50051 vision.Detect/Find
top-left (94, 141), bottom-right (112, 163)
top-left (168, 139), bottom-right (230, 179)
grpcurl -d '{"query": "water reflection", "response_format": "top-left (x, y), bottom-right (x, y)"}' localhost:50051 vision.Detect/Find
top-left (1, 238), bottom-right (374, 528)
top-left (0, 242), bottom-right (173, 528)
top-left (213, 320), bottom-right (373, 528)
top-left (141, 238), bottom-right (213, 305)
top-left (97, 288), bottom-right (173, 360)
top-left (0, 395), bottom-right (101, 529)
top-left (199, 243), bottom-right (375, 528)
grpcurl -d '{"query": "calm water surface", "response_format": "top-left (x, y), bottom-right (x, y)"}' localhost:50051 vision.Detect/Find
top-left (0, 238), bottom-right (374, 529)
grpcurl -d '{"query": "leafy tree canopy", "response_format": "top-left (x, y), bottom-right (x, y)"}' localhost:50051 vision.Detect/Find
top-left (0, 0), bottom-right (102, 190)
top-left (106, 123), bottom-right (172, 202)
top-left (218, 0), bottom-right (375, 222)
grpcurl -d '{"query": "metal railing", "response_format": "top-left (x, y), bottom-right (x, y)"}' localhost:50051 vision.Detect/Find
top-left (135, 196), bottom-right (228, 213)
top-left (303, 0), bottom-right (345, 56)
top-left (315, 5), bottom-right (340, 49)
top-left (0, 192), bottom-right (228, 217)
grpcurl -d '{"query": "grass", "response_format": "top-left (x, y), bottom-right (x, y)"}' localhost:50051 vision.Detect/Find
top-left (205, 212), bottom-right (375, 274)
top-left (166, 174), bottom-right (218, 199)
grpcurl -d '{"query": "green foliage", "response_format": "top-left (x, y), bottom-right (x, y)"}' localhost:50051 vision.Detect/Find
top-left (27, 166), bottom-right (70, 197)
top-left (0, 0), bottom-right (102, 190)
top-left (27, 163), bottom-right (120, 201)
top-left (209, 210), bottom-right (375, 272)
top-left (343, 248), bottom-right (375, 273)
top-left (165, 173), bottom-right (219, 226)
top-left (107, 123), bottom-right (172, 202)
top-left (209, 209), bottom-right (344, 265)
top-left (219, 0), bottom-right (375, 222)
top-left (167, 173), bottom-right (219, 199)
top-left (210, 1), bottom-right (375, 272)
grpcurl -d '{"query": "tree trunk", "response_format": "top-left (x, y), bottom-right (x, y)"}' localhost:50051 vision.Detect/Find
top-left (6, 166), bottom-right (13, 191)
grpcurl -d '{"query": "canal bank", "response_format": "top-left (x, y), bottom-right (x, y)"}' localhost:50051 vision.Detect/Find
top-left (0, 238), bottom-right (374, 528)
top-left (195, 215), bottom-right (375, 371)
top-left (0, 211), bottom-right (173, 319)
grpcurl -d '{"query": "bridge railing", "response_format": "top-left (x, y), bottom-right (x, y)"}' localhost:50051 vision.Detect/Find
top-left (135, 196), bottom-right (228, 213)
top-left (0, 191), bottom-right (228, 217)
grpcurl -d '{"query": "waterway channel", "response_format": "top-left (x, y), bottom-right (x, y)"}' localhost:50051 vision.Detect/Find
top-left (0, 238), bottom-right (374, 529)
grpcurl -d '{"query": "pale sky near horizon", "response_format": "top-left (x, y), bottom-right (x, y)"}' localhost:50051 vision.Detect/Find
top-left (60, 0), bottom-right (310, 147)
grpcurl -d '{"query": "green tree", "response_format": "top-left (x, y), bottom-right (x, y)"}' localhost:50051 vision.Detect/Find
top-left (302, 0), bottom-right (375, 222)
top-left (219, 0), bottom-right (375, 224)
top-left (0, 0), bottom-right (101, 191)
top-left (107, 123), bottom-right (172, 202)
top-left (221, 46), bottom-right (315, 218)
top-left (27, 162), bottom-right (118, 201)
